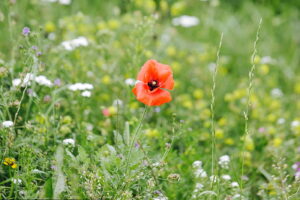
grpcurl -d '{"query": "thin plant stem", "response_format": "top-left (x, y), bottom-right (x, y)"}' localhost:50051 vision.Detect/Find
top-left (210, 32), bottom-right (223, 191)
top-left (125, 105), bottom-right (148, 173)
top-left (240, 18), bottom-right (262, 190)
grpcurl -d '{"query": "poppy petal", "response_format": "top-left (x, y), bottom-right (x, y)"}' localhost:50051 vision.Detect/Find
top-left (137, 60), bottom-right (174, 90)
top-left (137, 60), bottom-right (158, 83)
top-left (132, 82), bottom-right (172, 106)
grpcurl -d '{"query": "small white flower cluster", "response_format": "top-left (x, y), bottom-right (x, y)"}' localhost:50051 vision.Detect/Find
top-left (192, 160), bottom-right (207, 178)
top-left (277, 118), bottom-right (285, 124)
top-left (210, 175), bottom-right (218, 183)
top-left (35, 75), bottom-right (53, 87)
top-left (271, 88), bottom-right (283, 98)
top-left (221, 174), bottom-right (231, 181)
top-left (12, 178), bottom-right (22, 185)
top-left (113, 99), bottom-right (123, 107)
top-left (291, 120), bottom-right (300, 134)
top-left (192, 183), bottom-right (204, 198)
top-left (81, 90), bottom-right (91, 97)
top-left (125, 78), bottom-right (136, 86)
top-left (68, 83), bottom-right (93, 97)
top-left (42, 0), bottom-right (72, 5)
top-left (191, 160), bottom-right (207, 198)
top-left (63, 138), bottom-right (75, 146)
top-left (172, 15), bottom-right (199, 27)
top-left (260, 56), bottom-right (275, 64)
top-left (153, 196), bottom-right (168, 200)
top-left (2, 121), bottom-right (14, 128)
top-left (68, 83), bottom-right (93, 91)
top-left (231, 181), bottom-right (239, 188)
top-left (218, 155), bottom-right (230, 169)
top-left (291, 120), bottom-right (300, 128)
top-left (61, 36), bottom-right (88, 51)
top-left (12, 73), bottom-right (52, 87)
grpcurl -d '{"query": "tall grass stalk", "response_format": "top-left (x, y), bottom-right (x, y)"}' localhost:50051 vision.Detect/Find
top-left (240, 18), bottom-right (263, 190)
top-left (210, 32), bottom-right (223, 192)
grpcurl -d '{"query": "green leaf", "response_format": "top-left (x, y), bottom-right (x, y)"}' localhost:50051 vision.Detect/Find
top-left (123, 121), bottom-right (130, 146)
top-left (43, 178), bottom-right (53, 199)
top-left (53, 145), bottom-right (66, 199)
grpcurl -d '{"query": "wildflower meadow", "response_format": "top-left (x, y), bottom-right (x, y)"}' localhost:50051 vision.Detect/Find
top-left (0, 0), bottom-right (300, 199)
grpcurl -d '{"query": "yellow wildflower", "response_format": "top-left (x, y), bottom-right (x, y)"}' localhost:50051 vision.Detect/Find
top-left (218, 117), bottom-right (227, 127)
top-left (225, 138), bottom-right (234, 145)
top-left (145, 129), bottom-right (159, 138)
top-left (215, 129), bottom-right (224, 139)
top-left (294, 83), bottom-right (300, 94)
top-left (272, 138), bottom-right (282, 147)
top-left (258, 64), bottom-right (269, 75)
top-left (166, 46), bottom-right (176, 57)
top-left (45, 21), bottom-right (56, 33)
top-left (102, 75), bottom-right (111, 84)
top-left (3, 157), bottom-right (17, 169)
top-left (193, 89), bottom-right (204, 99)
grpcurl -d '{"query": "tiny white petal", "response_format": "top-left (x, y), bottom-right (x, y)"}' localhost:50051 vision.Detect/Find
top-left (2, 121), bottom-right (14, 128)
top-left (81, 90), bottom-right (91, 97)
top-left (172, 15), bottom-right (199, 27)
top-left (63, 138), bottom-right (75, 146)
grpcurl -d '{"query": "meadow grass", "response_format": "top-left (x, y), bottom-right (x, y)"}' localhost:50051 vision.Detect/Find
top-left (0, 0), bottom-right (300, 199)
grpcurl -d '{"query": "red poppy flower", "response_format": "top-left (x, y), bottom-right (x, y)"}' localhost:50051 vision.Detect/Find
top-left (132, 60), bottom-right (174, 106)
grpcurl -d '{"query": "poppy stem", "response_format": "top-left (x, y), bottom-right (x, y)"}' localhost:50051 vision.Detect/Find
top-left (125, 105), bottom-right (148, 173)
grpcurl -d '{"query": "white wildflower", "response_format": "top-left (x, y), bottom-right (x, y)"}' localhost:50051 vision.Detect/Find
top-left (68, 83), bottom-right (94, 91)
top-left (291, 120), bottom-right (300, 128)
top-left (195, 183), bottom-right (203, 190)
top-left (58, 0), bottom-right (71, 5)
top-left (61, 36), bottom-right (88, 51)
top-left (218, 155), bottom-right (230, 169)
top-left (12, 73), bottom-right (52, 88)
top-left (231, 182), bottom-right (239, 187)
top-left (113, 99), bottom-right (123, 107)
top-left (260, 56), bottom-right (274, 64)
top-left (2, 121), bottom-right (14, 128)
top-left (125, 78), bottom-right (135, 86)
top-left (192, 160), bottom-right (202, 168)
top-left (12, 178), bottom-right (22, 185)
top-left (232, 194), bottom-right (241, 199)
top-left (210, 175), bottom-right (218, 183)
top-left (63, 138), bottom-right (75, 146)
top-left (221, 174), bottom-right (231, 181)
top-left (41, 0), bottom-right (57, 3)
top-left (172, 15), bottom-right (199, 27)
top-left (271, 88), bottom-right (283, 98)
top-left (22, 73), bottom-right (35, 86)
top-left (35, 75), bottom-right (53, 87)
top-left (194, 168), bottom-right (207, 178)
top-left (277, 118), bottom-right (285, 124)
top-left (81, 90), bottom-right (91, 97)
top-left (12, 78), bottom-right (22, 87)
top-left (153, 197), bottom-right (168, 200)
top-left (48, 32), bottom-right (56, 40)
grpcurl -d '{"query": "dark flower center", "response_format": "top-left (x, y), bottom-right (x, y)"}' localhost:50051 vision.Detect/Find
top-left (148, 80), bottom-right (159, 91)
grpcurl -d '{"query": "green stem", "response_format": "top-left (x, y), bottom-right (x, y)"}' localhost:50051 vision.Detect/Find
top-left (125, 105), bottom-right (148, 173)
